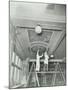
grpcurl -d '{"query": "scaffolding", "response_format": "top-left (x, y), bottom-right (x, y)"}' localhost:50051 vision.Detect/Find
top-left (26, 59), bottom-right (66, 87)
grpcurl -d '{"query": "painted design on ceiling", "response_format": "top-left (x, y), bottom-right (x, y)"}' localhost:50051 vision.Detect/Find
top-left (28, 30), bottom-right (52, 43)
top-left (31, 45), bottom-right (47, 53)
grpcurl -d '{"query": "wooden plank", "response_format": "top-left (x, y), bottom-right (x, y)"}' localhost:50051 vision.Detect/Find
top-left (29, 59), bottom-right (65, 63)
top-left (30, 71), bottom-right (64, 74)
top-left (26, 63), bottom-right (34, 87)
top-left (33, 63), bottom-right (40, 87)
top-left (35, 72), bottom-right (40, 86)
top-left (51, 63), bottom-right (59, 86)
top-left (42, 65), bottom-right (47, 86)
top-left (58, 64), bottom-right (66, 84)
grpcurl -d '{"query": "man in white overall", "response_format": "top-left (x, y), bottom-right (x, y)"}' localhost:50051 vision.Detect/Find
top-left (36, 50), bottom-right (43, 72)
top-left (44, 51), bottom-right (49, 71)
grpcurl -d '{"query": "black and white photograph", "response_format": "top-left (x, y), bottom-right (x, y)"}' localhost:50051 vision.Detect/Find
top-left (9, 1), bottom-right (66, 89)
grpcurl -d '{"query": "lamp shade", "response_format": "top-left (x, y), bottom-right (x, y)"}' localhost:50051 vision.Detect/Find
top-left (35, 25), bottom-right (42, 34)
top-left (50, 55), bottom-right (54, 59)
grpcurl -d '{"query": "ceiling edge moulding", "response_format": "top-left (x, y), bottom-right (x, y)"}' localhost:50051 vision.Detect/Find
top-left (16, 26), bottom-right (63, 32)
top-left (16, 26), bottom-right (65, 32)
top-left (11, 19), bottom-right (66, 31)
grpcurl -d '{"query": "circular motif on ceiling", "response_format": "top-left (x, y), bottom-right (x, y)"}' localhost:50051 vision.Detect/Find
top-left (31, 45), bottom-right (46, 52)
top-left (31, 41), bottom-right (48, 52)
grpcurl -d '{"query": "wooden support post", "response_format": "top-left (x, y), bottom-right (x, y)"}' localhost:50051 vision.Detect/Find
top-left (47, 65), bottom-right (48, 71)
top-left (33, 63), bottom-right (40, 87)
top-left (42, 65), bottom-right (47, 86)
top-left (26, 63), bottom-right (34, 87)
top-left (35, 72), bottom-right (40, 86)
top-left (26, 58), bottom-right (29, 80)
top-left (51, 63), bottom-right (59, 86)
top-left (58, 64), bottom-right (66, 84)
top-left (29, 59), bottom-right (65, 63)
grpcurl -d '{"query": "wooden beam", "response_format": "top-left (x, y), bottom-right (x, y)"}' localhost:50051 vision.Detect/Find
top-left (26, 63), bottom-right (34, 87)
top-left (58, 63), bottom-right (66, 84)
top-left (33, 63), bottom-right (40, 86)
top-left (30, 71), bottom-right (64, 74)
top-left (51, 63), bottom-right (59, 86)
top-left (42, 65), bottom-right (47, 86)
top-left (29, 59), bottom-right (65, 63)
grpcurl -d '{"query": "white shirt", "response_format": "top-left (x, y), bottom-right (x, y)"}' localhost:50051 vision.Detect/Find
top-left (44, 53), bottom-right (49, 65)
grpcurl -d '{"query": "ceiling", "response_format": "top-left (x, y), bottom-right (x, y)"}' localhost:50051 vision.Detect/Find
top-left (10, 2), bottom-right (66, 60)
top-left (10, 2), bottom-right (66, 23)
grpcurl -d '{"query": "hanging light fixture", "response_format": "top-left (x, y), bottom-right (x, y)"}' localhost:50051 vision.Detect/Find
top-left (35, 25), bottom-right (42, 34)
top-left (50, 54), bottom-right (54, 59)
